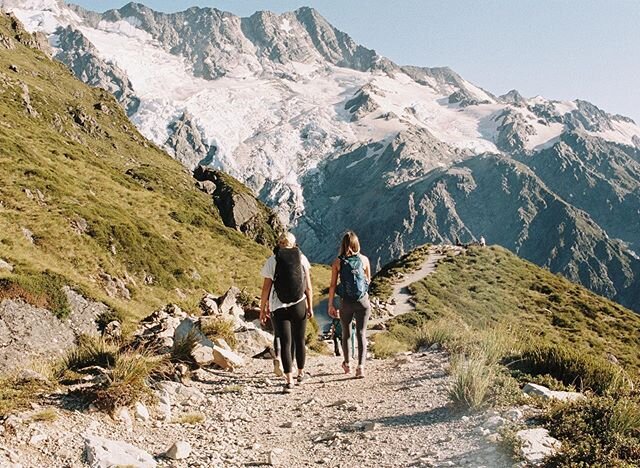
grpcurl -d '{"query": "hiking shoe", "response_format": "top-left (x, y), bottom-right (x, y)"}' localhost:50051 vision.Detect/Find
top-left (273, 359), bottom-right (283, 377)
top-left (355, 367), bottom-right (365, 379)
top-left (296, 373), bottom-right (309, 384)
top-left (282, 383), bottom-right (294, 394)
top-left (342, 361), bottom-right (351, 374)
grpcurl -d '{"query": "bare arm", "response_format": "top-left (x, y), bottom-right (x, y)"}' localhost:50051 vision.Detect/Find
top-left (362, 255), bottom-right (371, 282)
top-left (305, 267), bottom-right (313, 318)
top-left (328, 258), bottom-right (340, 317)
top-left (260, 277), bottom-right (272, 324)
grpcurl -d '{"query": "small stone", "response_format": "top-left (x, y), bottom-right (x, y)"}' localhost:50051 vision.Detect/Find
top-left (267, 448), bottom-right (285, 465)
top-left (0, 258), bottom-right (13, 272)
top-left (165, 441), bottom-right (191, 460)
top-left (485, 415), bottom-right (505, 429)
top-left (329, 399), bottom-right (348, 407)
top-left (29, 433), bottom-right (48, 445)
top-left (281, 421), bottom-right (297, 428)
top-left (134, 402), bottom-right (150, 422)
top-left (115, 407), bottom-right (133, 430)
top-left (506, 408), bottom-right (523, 421)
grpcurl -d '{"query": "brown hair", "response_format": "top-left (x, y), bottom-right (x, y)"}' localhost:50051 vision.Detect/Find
top-left (339, 231), bottom-right (360, 257)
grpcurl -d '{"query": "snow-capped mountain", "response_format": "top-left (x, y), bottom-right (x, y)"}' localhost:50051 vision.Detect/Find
top-left (4, 0), bottom-right (640, 311)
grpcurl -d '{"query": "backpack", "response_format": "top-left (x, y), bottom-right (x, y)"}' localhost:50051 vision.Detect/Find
top-left (273, 247), bottom-right (305, 304)
top-left (336, 254), bottom-right (368, 300)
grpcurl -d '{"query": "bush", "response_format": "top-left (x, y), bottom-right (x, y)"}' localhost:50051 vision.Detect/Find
top-left (543, 396), bottom-right (640, 467)
top-left (448, 352), bottom-right (496, 410)
top-left (507, 344), bottom-right (630, 395)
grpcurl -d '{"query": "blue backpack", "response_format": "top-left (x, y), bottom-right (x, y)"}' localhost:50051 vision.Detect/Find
top-left (336, 254), bottom-right (368, 300)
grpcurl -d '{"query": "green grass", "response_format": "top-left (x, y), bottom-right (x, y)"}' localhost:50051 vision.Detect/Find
top-left (369, 244), bottom-right (431, 300)
top-left (171, 411), bottom-right (206, 424)
top-left (403, 246), bottom-right (640, 376)
top-left (0, 14), bottom-right (273, 329)
top-left (0, 375), bottom-right (53, 416)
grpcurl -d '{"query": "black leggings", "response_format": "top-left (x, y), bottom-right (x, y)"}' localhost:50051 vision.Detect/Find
top-left (272, 301), bottom-right (307, 373)
top-left (340, 295), bottom-right (371, 367)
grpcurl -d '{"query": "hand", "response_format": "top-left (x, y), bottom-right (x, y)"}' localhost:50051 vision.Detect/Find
top-left (306, 307), bottom-right (313, 319)
top-left (260, 306), bottom-right (269, 325)
top-left (328, 305), bottom-right (338, 318)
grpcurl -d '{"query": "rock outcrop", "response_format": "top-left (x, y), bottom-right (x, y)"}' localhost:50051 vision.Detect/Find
top-left (0, 288), bottom-right (108, 373)
top-left (193, 165), bottom-right (283, 246)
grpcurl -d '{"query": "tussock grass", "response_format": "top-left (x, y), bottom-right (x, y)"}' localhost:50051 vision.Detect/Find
top-left (200, 318), bottom-right (237, 349)
top-left (60, 335), bottom-right (118, 373)
top-left (221, 384), bottom-right (243, 394)
top-left (0, 375), bottom-right (53, 416)
top-left (27, 407), bottom-right (58, 423)
top-left (172, 412), bottom-right (205, 425)
top-left (448, 352), bottom-right (496, 410)
top-left (92, 350), bottom-right (162, 412)
top-left (507, 344), bottom-right (631, 395)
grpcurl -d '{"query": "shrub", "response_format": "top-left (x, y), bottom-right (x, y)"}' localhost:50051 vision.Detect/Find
top-left (200, 317), bottom-right (237, 349)
top-left (507, 344), bottom-right (630, 395)
top-left (448, 352), bottom-right (496, 410)
top-left (543, 396), bottom-right (640, 467)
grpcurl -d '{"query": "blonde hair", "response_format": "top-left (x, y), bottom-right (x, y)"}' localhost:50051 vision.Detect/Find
top-left (278, 232), bottom-right (296, 248)
top-left (339, 231), bottom-right (360, 257)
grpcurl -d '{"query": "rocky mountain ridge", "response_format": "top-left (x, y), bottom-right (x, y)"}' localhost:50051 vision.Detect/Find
top-left (4, 0), bottom-right (640, 311)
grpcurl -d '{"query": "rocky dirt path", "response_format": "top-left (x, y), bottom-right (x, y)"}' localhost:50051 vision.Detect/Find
top-left (1, 352), bottom-right (514, 468)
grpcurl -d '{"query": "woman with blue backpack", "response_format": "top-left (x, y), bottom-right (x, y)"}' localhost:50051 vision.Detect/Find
top-left (328, 231), bottom-right (372, 379)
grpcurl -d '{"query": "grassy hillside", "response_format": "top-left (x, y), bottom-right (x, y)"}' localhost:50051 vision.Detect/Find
top-left (381, 245), bottom-right (640, 376)
top-left (0, 13), bottom-right (278, 324)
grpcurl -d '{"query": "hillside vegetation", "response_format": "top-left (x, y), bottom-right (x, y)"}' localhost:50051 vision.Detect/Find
top-left (0, 13), bottom-right (280, 324)
top-left (387, 245), bottom-right (640, 375)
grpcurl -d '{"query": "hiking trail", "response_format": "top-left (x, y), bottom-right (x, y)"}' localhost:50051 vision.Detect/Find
top-left (4, 245), bottom-right (516, 468)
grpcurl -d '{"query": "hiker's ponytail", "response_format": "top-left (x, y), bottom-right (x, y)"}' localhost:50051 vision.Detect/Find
top-left (339, 231), bottom-right (360, 257)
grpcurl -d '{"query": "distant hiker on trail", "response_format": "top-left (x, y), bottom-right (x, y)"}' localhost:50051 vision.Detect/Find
top-left (480, 236), bottom-right (486, 247)
top-left (328, 231), bottom-right (372, 379)
top-left (260, 232), bottom-right (313, 394)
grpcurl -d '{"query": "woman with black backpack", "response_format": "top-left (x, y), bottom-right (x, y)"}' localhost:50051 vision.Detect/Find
top-left (260, 232), bottom-right (313, 393)
top-left (328, 231), bottom-right (372, 379)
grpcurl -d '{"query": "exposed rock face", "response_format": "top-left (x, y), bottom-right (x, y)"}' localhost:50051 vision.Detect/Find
top-left (53, 26), bottom-right (140, 116)
top-left (299, 142), bottom-right (640, 311)
top-left (494, 108), bottom-right (536, 152)
top-left (344, 85), bottom-right (380, 122)
top-left (165, 111), bottom-right (216, 169)
top-left (516, 428), bottom-right (561, 465)
top-left (0, 288), bottom-right (106, 373)
top-left (194, 165), bottom-right (283, 246)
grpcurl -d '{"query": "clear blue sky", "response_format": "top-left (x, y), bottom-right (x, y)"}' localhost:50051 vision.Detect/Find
top-left (74, 1), bottom-right (640, 122)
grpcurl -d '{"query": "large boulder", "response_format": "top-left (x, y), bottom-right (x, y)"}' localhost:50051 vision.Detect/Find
top-left (235, 326), bottom-right (274, 357)
top-left (84, 435), bottom-right (157, 468)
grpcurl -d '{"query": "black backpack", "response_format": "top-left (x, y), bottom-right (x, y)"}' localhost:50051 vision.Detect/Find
top-left (273, 247), bottom-right (305, 303)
